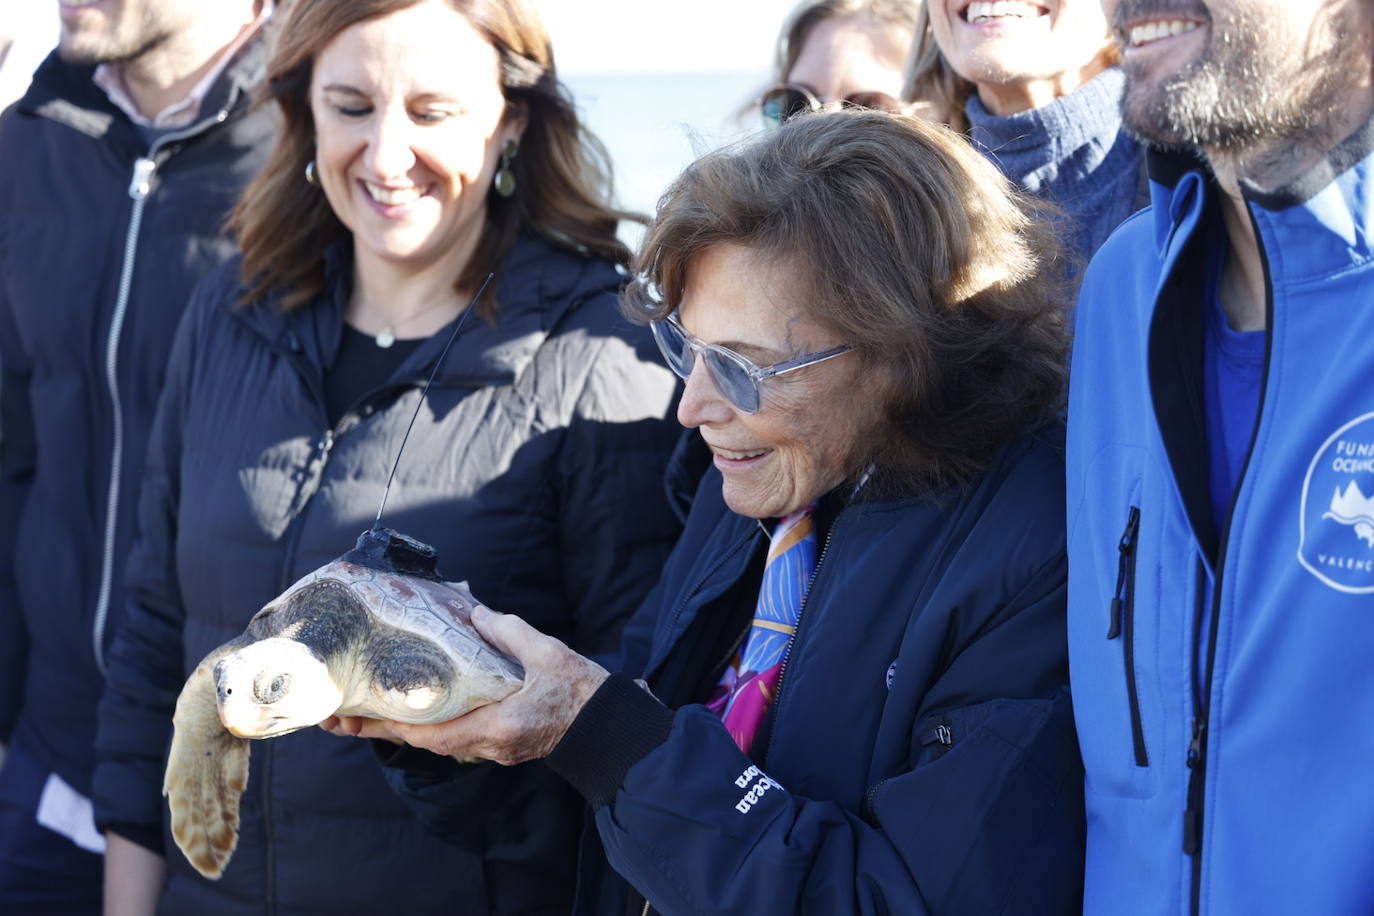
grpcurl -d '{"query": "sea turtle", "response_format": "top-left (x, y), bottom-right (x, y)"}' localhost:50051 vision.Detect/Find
top-left (164, 527), bottom-right (524, 880)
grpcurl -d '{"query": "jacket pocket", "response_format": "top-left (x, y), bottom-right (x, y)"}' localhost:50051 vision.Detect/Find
top-left (1105, 505), bottom-right (1148, 767)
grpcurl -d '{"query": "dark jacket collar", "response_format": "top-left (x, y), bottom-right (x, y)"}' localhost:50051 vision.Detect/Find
top-left (1143, 109), bottom-right (1374, 286)
top-left (18, 28), bottom-right (267, 145)
top-left (1145, 107), bottom-right (1374, 214)
top-left (228, 233), bottom-right (622, 388)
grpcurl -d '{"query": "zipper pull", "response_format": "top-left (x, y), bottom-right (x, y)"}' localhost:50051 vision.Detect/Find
top-left (1186, 715), bottom-right (1204, 768)
top-left (1183, 715), bottom-right (1207, 854)
top-left (128, 156), bottom-right (156, 200)
top-left (1106, 507), bottom-right (1141, 638)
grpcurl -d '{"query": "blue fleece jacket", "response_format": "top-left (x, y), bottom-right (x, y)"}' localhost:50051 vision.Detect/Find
top-left (1068, 120), bottom-right (1374, 914)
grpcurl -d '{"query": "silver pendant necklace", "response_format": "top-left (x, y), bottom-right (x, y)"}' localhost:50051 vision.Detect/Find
top-left (367, 296), bottom-right (461, 349)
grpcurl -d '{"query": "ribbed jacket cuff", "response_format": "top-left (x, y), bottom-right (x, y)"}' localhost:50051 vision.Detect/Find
top-left (546, 673), bottom-right (675, 809)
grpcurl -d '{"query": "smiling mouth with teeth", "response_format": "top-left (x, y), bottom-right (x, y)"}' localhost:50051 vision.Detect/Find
top-left (1126, 18), bottom-right (1202, 47)
top-left (712, 446), bottom-right (770, 461)
top-left (961, 0), bottom-right (1049, 25)
top-left (364, 182), bottom-right (424, 206)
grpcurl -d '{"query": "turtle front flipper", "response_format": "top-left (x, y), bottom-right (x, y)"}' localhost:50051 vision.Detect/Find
top-left (164, 645), bottom-right (251, 880)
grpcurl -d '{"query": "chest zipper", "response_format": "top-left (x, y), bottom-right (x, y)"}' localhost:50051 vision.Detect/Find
top-left (90, 102), bottom-right (237, 675)
top-left (1183, 199), bottom-right (1274, 916)
top-left (1105, 506), bottom-right (1148, 766)
top-left (91, 156), bottom-right (157, 676)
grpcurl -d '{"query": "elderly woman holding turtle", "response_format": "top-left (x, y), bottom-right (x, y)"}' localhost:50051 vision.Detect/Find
top-left (336, 109), bottom-right (1086, 914)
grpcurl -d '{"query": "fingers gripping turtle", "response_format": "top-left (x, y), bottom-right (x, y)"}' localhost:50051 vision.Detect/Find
top-left (164, 528), bottom-right (524, 879)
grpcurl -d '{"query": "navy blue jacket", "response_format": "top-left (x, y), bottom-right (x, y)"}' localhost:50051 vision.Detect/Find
top-left (92, 236), bottom-right (682, 915)
top-left (396, 426), bottom-right (1084, 914)
top-left (0, 41), bottom-right (273, 791)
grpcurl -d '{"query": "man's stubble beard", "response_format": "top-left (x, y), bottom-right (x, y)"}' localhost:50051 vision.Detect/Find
top-left (1119, 3), bottom-right (1357, 160)
top-left (58, 1), bottom-right (171, 67)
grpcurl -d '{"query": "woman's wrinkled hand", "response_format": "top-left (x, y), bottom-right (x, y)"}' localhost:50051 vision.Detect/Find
top-left (328, 605), bottom-right (610, 765)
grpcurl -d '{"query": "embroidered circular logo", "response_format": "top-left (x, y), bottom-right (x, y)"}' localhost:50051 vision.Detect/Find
top-left (885, 660), bottom-right (897, 691)
top-left (1299, 412), bottom-right (1374, 593)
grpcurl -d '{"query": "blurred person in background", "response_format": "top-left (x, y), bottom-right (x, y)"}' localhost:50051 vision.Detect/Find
top-left (91, 0), bottom-right (681, 913)
top-left (336, 108), bottom-right (1085, 916)
top-left (0, 0), bottom-right (273, 911)
top-left (905, 0), bottom-right (1146, 275)
top-left (757, 0), bottom-right (933, 129)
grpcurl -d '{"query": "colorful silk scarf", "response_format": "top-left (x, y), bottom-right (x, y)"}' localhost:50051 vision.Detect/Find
top-left (707, 505), bottom-right (818, 752)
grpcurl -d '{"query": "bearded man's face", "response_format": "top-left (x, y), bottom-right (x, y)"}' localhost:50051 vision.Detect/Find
top-left (1105, 0), bottom-right (1363, 153)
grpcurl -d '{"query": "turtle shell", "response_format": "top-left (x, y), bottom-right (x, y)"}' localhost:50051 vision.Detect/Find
top-left (252, 530), bottom-right (525, 717)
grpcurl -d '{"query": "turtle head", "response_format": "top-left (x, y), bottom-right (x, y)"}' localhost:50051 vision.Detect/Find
top-left (214, 638), bottom-right (344, 738)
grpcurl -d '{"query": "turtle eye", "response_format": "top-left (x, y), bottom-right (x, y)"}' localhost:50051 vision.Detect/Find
top-left (254, 672), bottom-right (292, 704)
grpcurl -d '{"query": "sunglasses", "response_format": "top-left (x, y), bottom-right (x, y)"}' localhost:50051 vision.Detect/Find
top-left (650, 312), bottom-right (854, 414)
top-left (759, 82), bottom-right (903, 129)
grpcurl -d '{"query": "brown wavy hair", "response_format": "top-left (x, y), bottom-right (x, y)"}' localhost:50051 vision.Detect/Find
top-left (230, 0), bottom-right (638, 314)
top-left (625, 108), bottom-right (1069, 496)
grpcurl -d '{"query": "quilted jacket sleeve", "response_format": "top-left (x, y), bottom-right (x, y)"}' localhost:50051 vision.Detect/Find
top-left (554, 316), bottom-right (681, 665)
top-left (90, 281), bottom-right (210, 854)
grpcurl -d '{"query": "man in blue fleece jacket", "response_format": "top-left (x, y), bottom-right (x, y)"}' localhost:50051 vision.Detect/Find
top-left (1067, 0), bottom-right (1374, 913)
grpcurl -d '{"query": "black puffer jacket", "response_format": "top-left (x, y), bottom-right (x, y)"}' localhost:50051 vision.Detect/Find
top-left (92, 236), bottom-right (682, 915)
top-left (0, 42), bottom-right (274, 792)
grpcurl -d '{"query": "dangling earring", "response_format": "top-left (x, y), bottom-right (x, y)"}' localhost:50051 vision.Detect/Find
top-left (304, 159), bottom-right (320, 186)
top-left (493, 139), bottom-right (518, 198)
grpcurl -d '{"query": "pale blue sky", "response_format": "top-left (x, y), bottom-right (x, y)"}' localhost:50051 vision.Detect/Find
top-left (531, 0), bottom-right (796, 75)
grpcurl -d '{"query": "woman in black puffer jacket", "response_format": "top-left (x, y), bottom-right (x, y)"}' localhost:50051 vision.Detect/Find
top-left (91, 1), bottom-right (681, 913)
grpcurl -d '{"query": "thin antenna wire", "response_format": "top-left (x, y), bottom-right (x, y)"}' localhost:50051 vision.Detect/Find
top-left (373, 272), bottom-right (494, 528)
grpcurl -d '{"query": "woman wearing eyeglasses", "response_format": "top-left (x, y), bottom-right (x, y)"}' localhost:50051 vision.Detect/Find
top-left (333, 109), bottom-right (1084, 914)
top-left (757, 0), bottom-right (937, 128)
